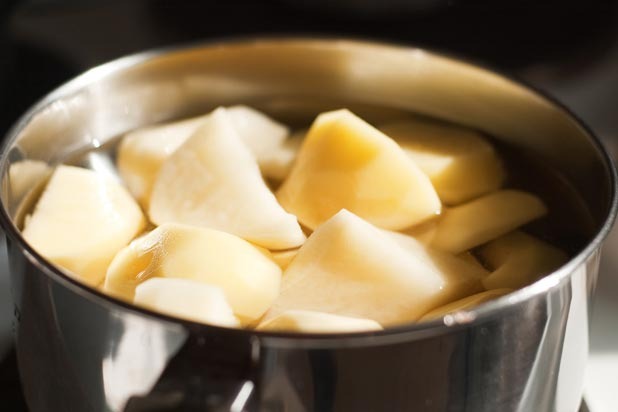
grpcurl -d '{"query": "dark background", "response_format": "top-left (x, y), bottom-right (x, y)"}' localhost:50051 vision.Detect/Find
top-left (2, 0), bottom-right (618, 138)
top-left (1, 0), bottom-right (617, 410)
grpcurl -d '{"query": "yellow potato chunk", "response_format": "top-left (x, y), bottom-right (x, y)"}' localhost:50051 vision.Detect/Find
top-left (134, 278), bottom-right (240, 327)
top-left (118, 105), bottom-right (289, 207)
top-left (381, 120), bottom-right (504, 205)
top-left (431, 190), bottom-right (547, 254)
top-left (420, 289), bottom-right (513, 321)
top-left (104, 223), bottom-right (282, 322)
top-left (149, 108), bottom-right (305, 250)
top-left (277, 109), bottom-right (441, 230)
top-left (479, 231), bottom-right (568, 290)
top-left (22, 165), bottom-right (145, 286)
top-left (267, 210), bottom-right (484, 326)
top-left (257, 310), bottom-right (382, 333)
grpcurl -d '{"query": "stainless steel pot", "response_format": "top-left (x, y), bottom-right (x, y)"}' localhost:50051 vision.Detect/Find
top-left (0, 39), bottom-right (615, 412)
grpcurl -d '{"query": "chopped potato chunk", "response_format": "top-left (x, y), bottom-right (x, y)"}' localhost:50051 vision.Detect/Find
top-left (104, 223), bottom-right (282, 322)
top-left (149, 108), bottom-right (305, 250)
top-left (267, 210), bottom-right (484, 326)
top-left (118, 105), bottom-right (288, 206)
top-left (277, 109), bottom-right (441, 230)
top-left (271, 249), bottom-right (299, 270)
top-left (260, 129), bottom-right (305, 182)
top-left (134, 278), bottom-right (240, 327)
top-left (381, 119), bottom-right (504, 205)
top-left (479, 231), bottom-right (568, 290)
top-left (258, 310), bottom-right (382, 333)
top-left (431, 190), bottom-right (547, 253)
top-left (23, 165), bottom-right (145, 286)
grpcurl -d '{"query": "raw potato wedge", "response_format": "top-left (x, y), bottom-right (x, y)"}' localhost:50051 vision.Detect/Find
top-left (226, 105), bottom-right (290, 167)
top-left (479, 231), bottom-right (568, 290)
top-left (420, 289), bottom-right (513, 321)
top-left (118, 105), bottom-right (289, 206)
top-left (8, 160), bottom-right (51, 204)
top-left (277, 109), bottom-right (441, 230)
top-left (8, 160), bottom-right (53, 226)
top-left (117, 115), bottom-right (207, 206)
top-left (271, 249), bottom-right (299, 270)
top-left (381, 120), bottom-right (504, 205)
top-left (267, 210), bottom-right (484, 326)
top-left (260, 129), bottom-right (305, 182)
top-left (431, 190), bottom-right (547, 254)
top-left (104, 223), bottom-right (282, 322)
top-left (23, 165), bottom-right (145, 286)
top-left (134, 278), bottom-right (240, 327)
top-left (258, 310), bottom-right (382, 333)
top-left (149, 108), bottom-right (305, 250)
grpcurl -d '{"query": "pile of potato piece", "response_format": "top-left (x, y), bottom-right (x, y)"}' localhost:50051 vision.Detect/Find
top-left (20, 106), bottom-right (567, 333)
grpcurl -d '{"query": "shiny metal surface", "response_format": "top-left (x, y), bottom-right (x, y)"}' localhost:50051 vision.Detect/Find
top-left (0, 39), bottom-right (615, 412)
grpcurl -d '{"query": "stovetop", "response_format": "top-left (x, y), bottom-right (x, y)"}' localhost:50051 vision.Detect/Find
top-left (1, 1), bottom-right (617, 411)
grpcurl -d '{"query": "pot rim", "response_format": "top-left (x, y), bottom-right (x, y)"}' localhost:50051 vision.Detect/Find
top-left (1, 37), bottom-right (616, 345)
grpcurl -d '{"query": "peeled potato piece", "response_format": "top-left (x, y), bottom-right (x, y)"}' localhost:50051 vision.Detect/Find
top-left (118, 105), bottom-right (289, 207)
top-left (271, 249), bottom-right (299, 270)
top-left (420, 289), bottom-right (513, 321)
top-left (277, 109), bottom-right (441, 231)
top-left (9, 160), bottom-right (53, 226)
top-left (431, 190), bottom-right (547, 254)
top-left (381, 120), bottom-right (504, 205)
top-left (267, 210), bottom-right (484, 326)
top-left (226, 105), bottom-right (289, 166)
top-left (260, 129), bottom-right (305, 182)
top-left (134, 278), bottom-right (240, 327)
top-left (149, 108), bottom-right (305, 250)
top-left (479, 231), bottom-right (568, 290)
top-left (22, 165), bottom-right (145, 286)
top-left (8, 160), bottom-right (51, 204)
top-left (117, 115), bottom-right (207, 206)
top-left (258, 310), bottom-right (382, 333)
top-left (104, 223), bottom-right (282, 322)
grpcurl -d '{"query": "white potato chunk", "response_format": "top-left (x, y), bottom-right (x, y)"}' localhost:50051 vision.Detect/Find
top-left (134, 278), bottom-right (240, 327)
top-left (381, 119), bottom-right (504, 205)
top-left (271, 249), bottom-right (299, 270)
top-left (479, 231), bottom-right (568, 290)
top-left (267, 210), bottom-right (484, 326)
top-left (23, 165), bottom-right (145, 286)
top-left (226, 105), bottom-right (289, 164)
top-left (260, 129), bottom-right (305, 182)
top-left (117, 115), bottom-right (207, 206)
top-left (118, 105), bottom-right (288, 206)
top-left (257, 310), bottom-right (382, 333)
top-left (149, 108), bottom-right (305, 250)
top-left (276, 109), bottom-right (441, 231)
top-left (431, 190), bottom-right (547, 253)
top-left (104, 223), bottom-right (281, 322)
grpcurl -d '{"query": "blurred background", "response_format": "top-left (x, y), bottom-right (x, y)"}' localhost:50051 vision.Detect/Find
top-left (1, 0), bottom-right (617, 411)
